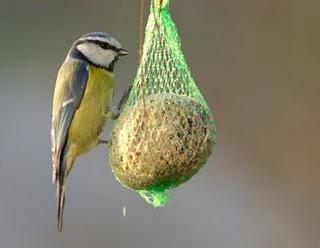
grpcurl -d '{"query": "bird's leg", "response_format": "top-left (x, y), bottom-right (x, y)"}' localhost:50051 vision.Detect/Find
top-left (99, 85), bottom-right (133, 146)
top-left (107, 85), bottom-right (133, 120)
top-left (116, 85), bottom-right (133, 113)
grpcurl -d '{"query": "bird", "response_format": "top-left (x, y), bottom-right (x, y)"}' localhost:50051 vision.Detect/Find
top-left (51, 32), bottom-right (129, 231)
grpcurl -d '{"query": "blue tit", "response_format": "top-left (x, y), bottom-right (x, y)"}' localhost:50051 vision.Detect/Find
top-left (51, 32), bottom-right (128, 231)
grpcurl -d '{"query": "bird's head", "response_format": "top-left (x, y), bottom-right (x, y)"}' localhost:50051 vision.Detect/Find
top-left (68, 32), bottom-right (128, 72)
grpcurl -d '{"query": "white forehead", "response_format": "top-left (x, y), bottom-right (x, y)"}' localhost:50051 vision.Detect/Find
top-left (79, 36), bottom-right (122, 49)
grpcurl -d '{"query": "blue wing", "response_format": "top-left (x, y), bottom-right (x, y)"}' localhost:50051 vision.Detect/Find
top-left (51, 60), bottom-right (88, 183)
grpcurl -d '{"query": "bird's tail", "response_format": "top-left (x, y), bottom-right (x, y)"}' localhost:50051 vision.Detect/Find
top-left (53, 145), bottom-right (73, 232)
top-left (57, 180), bottom-right (66, 232)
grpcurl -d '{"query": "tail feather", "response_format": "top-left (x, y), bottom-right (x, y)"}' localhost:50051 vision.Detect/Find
top-left (53, 143), bottom-right (73, 232)
top-left (52, 153), bottom-right (59, 184)
top-left (57, 181), bottom-right (66, 232)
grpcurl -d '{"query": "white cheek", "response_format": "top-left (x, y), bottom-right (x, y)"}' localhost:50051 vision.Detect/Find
top-left (77, 43), bottom-right (117, 68)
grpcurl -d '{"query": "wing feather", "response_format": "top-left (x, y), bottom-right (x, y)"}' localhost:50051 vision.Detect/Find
top-left (51, 60), bottom-right (88, 183)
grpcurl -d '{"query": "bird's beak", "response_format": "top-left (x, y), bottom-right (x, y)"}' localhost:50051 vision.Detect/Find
top-left (118, 48), bottom-right (128, 56)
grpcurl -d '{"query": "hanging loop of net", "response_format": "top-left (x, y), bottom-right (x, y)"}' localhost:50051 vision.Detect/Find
top-left (130, 0), bottom-right (206, 106)
top-left (109, 0), bottom-right (216, 207)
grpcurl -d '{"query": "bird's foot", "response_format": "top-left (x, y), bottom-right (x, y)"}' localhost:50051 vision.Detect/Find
top-left (110, 106), bottom-right (120, 120)
top-left (97, 139), bottom-right (110, 146)
top-left (104, 106), bottom-right (120, 120)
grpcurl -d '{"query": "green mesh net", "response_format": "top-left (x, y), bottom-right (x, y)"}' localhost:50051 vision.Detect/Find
top-left (109, 0), bottom-right (216, 207)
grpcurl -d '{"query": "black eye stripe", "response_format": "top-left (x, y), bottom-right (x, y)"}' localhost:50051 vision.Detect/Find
top-left (76, 39), bottom-right (120, 52)
top-left (92, 40), bottom-right (118, 51)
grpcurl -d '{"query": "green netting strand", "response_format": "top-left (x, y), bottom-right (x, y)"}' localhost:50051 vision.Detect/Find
top-left (109, 0), bottom-right (216, 207)
top-left (127, 0), bottom-right (207, 106)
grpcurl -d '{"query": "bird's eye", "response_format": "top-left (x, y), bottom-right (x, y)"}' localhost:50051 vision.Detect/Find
top-left (101, 43), bottom-right (111, 50)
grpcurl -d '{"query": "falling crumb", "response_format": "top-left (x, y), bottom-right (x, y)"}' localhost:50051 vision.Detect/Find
top-left (122, 206), bottom-right (126, 217)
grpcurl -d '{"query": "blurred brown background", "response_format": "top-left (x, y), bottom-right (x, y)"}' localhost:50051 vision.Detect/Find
top-left (0, 0), bottom-right (319, 247)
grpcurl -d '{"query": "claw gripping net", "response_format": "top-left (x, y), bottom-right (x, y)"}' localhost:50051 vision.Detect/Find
top-left (109, 0), bottom-right (216, 207)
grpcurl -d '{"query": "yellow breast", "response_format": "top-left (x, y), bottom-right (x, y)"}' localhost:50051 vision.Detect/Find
top-left (68, 66), bottom-right (115, 156)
